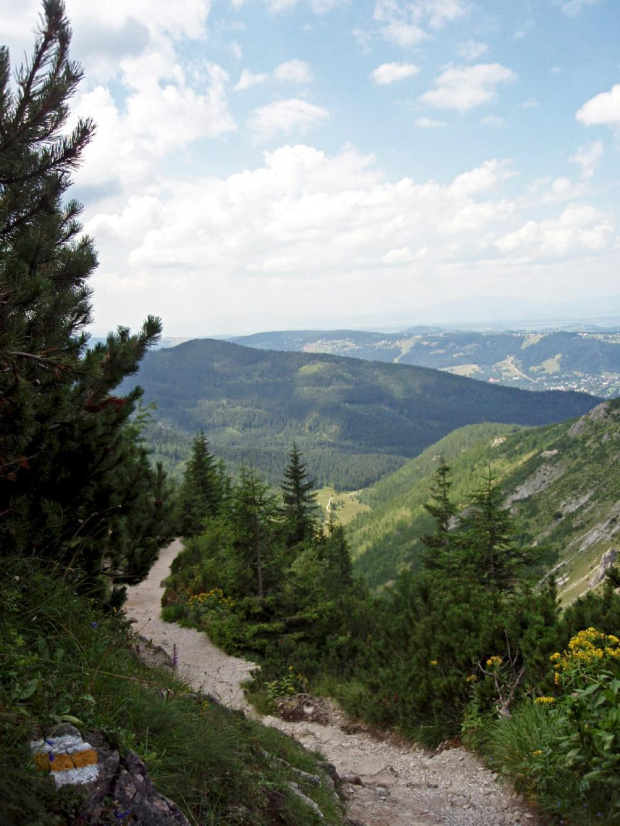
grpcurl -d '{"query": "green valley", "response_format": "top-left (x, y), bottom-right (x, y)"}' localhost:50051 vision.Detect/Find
top-left (346, 399), bottom-right (620, 603)
top-left (125, 337), bottom-right (599, 488)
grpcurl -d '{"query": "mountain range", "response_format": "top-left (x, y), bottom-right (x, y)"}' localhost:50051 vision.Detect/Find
top-left (125, 337), bottom-right (599, 488)
top-left (228, 328), bottom-right (620, 398)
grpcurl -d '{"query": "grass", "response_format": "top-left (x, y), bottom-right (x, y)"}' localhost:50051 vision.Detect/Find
top-left (483, 702), bottom-right (618, 825)
top-left (0, 559), bottom-right (347, 826)
top-left (315, 486), bottom-right (371, 527)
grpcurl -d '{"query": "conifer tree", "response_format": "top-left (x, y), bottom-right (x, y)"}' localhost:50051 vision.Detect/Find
top-left (0, 2), bottom-right (172, 597)
top-left (457, 470), bottom-right (539, 592)
top-left (280, 443), bottom-right (318, 547)
top-left (421, 457), bottom-right (458, 572)
top-left (230, 466), bottom-right (280, 598)
top-left (319, 520), bottom-right (353, 588)
top-left (178, 431), bottom-right (222, 536)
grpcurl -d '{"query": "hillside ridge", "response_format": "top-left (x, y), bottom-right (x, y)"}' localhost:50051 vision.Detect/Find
top-left (228, 328), bottom-right (620, 398)
top-left (126, 337), bottom-right (600, 488)
top-left (347, 398), bottom-right (620, 601)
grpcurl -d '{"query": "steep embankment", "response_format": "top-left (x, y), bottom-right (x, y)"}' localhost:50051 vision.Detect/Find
top-left (125, 542), bottom-right (538, 826)
top-left (347, 399), bottom-right (620, 600)
top-left (125, 337), bottom-right (599, 488)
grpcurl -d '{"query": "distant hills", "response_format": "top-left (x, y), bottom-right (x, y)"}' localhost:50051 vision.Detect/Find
top-left (346, 399), bottom-right (620, 603)
top-left (125, 338), bottom-right (599, 489)
top-left (228, 329), bottom-right (620, 398)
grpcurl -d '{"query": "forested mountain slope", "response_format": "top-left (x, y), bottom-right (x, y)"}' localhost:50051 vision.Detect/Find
top-left (229, 328), bottom-right (620, 398)
top-left (125, 338), bottom-right (599, 488)
top-left (348, 399), bottom-right (620, 601)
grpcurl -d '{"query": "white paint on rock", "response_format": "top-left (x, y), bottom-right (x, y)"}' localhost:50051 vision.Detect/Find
top-left (31, 733), bottom-right (100, 787)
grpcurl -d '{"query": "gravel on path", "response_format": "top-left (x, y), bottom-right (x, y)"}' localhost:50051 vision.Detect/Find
top-left (124, 539), bottom-right (257, 710)
top-left (125, 541), bottom-right (540, 826)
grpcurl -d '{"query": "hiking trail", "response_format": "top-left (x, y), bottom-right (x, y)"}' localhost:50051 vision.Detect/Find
top-left (125, 540), bottom-right (539, 826)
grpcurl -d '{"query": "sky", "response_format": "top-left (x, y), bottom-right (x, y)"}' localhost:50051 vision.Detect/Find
top-left (1, 0), bottom-right (620, 336)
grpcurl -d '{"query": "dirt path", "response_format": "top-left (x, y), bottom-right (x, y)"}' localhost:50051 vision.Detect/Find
top-left (125, 542), bottom-right (538, 826)
top-left (124, 539), bottom-right (257, 709)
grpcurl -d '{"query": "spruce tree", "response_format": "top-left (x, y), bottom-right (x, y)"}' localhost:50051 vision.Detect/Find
top-left (458, 470), bottom-right (540, 592)
top-left (230, 466), bottom-right (280, 598)
top-left (178, 430), bottom-right (222, 536)
top-left (0, 2), bottom-right (172, 598)
top-left (319, 520), bottom-right (353, 588)
top-left (421, 456), bottom-right (458, 572)
top-left (280, 443), bottom-right (318, 547)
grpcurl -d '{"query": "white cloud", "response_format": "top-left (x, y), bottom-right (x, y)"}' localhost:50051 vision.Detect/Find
top-left (414, 116), bottom-right (447, 128)
top-left (235, 60), bottom-right (312, 92)
top-left (352, 28), bottom-right (373, 52)
top-left (82, 142), bottom-right (619, 334)
top-left (0, 1), bottom-right (210, 83)
top-left (381, 246), bottom-right (415, 263)
top-left (235, 69), bottom-right (270, 91)
top-left (420, 63), bottom-right (517, 112)
top-left (496, 203), bottom-right (614, 258)
top-left (374, 0), bottom-right (468, 47)
top-left (95, 150), bottom-right (520, 285)
top-left (458, 40), bottom-right (488, 61)
top-left (248, 99), bottom-right (329, 141)
top-left (533, 176), bottom-right (586, 204)
top-left (274, 60), bottom-right (313, 84)
top-left (66, 0), bottom-right (212, 42)
top-left (552, 177), bottom-right (573, 195)
top-left (556, 0), bottom-right (604, 17)
top-left (514, 18), bottom-right (535, 40)
top-left (481, 115), bottom-right (505, 128)
top-left (570, 141), bottom-right (604, 179)
top-left (72, 57), bottom-right (236, 188)
top-left (448, 159), bottom-right (514, 199)
top-left (576, 85), bottom-right (620, 131)
top-left (371, 62), bottom-right (419, 85)
top-left (381, 21), bottom-right (428, 46)
top-left (266, 0), bottom-right (347, 12)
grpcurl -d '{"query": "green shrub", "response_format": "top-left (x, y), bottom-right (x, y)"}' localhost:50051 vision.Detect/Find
top-left (485, 627), bottom-right (620, 825)
top-left (0, 560), bottom-right (346, 825)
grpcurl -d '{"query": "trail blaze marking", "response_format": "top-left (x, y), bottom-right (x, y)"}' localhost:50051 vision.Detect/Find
top-left (31, 733), bottom-right (100, 786)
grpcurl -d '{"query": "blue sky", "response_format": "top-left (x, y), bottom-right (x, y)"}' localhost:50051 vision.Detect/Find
top-left (2, 0), bottom-right (619, 335)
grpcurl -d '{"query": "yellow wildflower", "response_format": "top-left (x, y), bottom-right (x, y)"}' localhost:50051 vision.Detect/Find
top-left (486, 656), bottom-right (502, 667)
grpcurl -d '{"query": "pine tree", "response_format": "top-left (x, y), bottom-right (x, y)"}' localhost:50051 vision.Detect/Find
top-left (280, 443), bottom-right (318, 547)
top-left (0, 2), bottom-right (172, 597)
top-left (421, 457), bottom-right (458, 572)
top-left (458, 470), bottom-right (539, 592)
top-left (178, 431), bottom-right (222, 536)
top-left (319, 520), bottom-right (353, 588)
top-left (230, 466), bottom-right (281, 598)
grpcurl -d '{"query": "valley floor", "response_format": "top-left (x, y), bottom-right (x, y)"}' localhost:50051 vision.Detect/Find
top-left (125, 542), bottom-right (540, 826)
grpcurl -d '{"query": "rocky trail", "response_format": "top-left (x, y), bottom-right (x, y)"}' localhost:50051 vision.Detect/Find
top-left (125, 541), bottom-right (539, 826)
